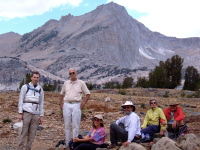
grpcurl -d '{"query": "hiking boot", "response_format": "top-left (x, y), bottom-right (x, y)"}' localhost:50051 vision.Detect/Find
top-left (108, 144), bottom-right (120, 149)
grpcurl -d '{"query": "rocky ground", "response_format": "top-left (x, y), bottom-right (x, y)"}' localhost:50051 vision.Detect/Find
top-left (0, 88), bottom-right (200, 150)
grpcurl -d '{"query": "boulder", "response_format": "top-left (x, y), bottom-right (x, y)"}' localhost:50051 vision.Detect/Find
top-left (151, 137), bottom-right (181, 150)
top-left (118, 143), bottom-right (147, 150)
top-left (182, 134), bottom-right (200, 150)
top-left (105, 97), bottom-right (111, 102)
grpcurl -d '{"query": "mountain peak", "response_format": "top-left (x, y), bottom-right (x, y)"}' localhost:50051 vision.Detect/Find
top-left (93, 2), bottom-right (128, 16)
top-left (60, 13), bottom-right (73, 22)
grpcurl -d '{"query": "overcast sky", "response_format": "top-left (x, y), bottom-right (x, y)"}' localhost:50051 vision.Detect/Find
top-left (0, 0), bottom-right (200, 38)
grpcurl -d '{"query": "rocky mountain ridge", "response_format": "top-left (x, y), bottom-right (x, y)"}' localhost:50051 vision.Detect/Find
top-left (0, 2), bottom-right (200, 90)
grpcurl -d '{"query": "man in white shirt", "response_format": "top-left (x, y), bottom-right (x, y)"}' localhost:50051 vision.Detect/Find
top-left (59, 68), bottom-right (90, 148)
top-left (109, 101), bottom-right (141, 149)
top-left (18, 71), bottom-right (44, 150)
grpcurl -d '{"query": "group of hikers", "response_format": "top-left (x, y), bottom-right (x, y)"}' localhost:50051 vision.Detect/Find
top-left (16, 68), bottom-right (185, 150)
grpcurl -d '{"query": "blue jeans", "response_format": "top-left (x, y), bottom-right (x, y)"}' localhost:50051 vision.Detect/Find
top-left (141, 125), bottom-right (160, 136)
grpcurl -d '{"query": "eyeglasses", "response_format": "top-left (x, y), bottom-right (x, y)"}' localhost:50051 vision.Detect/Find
top-left (170, 105), bottom-right (177, 107)
top-left (150, 102), bottom-right (157, 104)
top-left (93, 118), bottom-right (101, 121)
top-left (123, 106), bottom-right (131, 109)
top-left (69, 72), bottom-right (75, 75)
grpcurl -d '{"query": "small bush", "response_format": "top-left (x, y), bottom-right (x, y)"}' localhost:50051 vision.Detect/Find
top-left (118, 90), bottom-right (126, 95)
top-left (140, 103), bottom-right (146, 109)
top-left (3, 118), bottom-right (12, 123)
top-left (187, 91), bottom-right (200, 98)
top-left (181, 91), bottom-right (186, 97)
top-left (163, 92), bottom-right (169, 98)
top-left (187, 94), bottom-right (193, 98)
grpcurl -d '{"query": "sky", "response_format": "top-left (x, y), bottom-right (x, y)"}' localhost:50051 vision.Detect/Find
top-left (0, 0), bottom-right (200, 38)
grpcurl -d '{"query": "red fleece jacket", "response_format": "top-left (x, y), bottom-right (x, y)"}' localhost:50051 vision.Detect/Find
top-left (164, 107), bottom-right (184, 122)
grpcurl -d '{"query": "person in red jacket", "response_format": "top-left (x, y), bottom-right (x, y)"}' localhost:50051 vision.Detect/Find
top-left (163, 99), bottom-right (184, 132)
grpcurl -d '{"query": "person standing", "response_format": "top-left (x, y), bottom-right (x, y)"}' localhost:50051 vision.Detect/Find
top-left (60, 68), bottom-right (90, 148)
top-left (141, 99), bottom-right (167, 136)
top-left (17, 71), bottom-right (44, 150)
top-left (109, 101), bottom-right (141, 149)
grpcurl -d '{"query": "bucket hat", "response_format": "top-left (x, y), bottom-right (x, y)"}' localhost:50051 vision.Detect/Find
top-left (121, 101), bottom-right (135, 112)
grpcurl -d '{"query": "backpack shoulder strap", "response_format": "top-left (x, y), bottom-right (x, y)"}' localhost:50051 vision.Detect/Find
top-left (172, 123), bottom-right (187, 139)
top-left (38, 88), bottom-right (41, 94)
top-left (26, 84), bottom-right (30, 94)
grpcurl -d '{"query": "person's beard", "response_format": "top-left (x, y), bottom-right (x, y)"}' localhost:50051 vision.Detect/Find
top-left (125, 111), bottom-right (131, 115)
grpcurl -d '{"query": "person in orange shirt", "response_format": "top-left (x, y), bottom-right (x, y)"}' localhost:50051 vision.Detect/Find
top-left (163, 99), bottom-right (184, 132)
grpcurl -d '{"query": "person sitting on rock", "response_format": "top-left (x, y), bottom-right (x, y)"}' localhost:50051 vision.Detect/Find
top-left (163, 99), bottom-right (184, 132)
top-left (141, 99), bottom-right (167, 136)
top-left (109, 101), bottom-right (141, 149)
top-left (72, 115), bottom-right (106, 150)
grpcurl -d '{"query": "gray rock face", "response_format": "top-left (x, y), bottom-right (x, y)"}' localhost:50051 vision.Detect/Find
top-left (151, 137), bottom-right (181, 150)
top-left (0, 2), bottom-right (200, 88)
top-left (0, 57), bottom-right (31, 89)
top-left (182, 134), bottom-right (200, 150)
top-left (0, 57), bottom-right (63, 90)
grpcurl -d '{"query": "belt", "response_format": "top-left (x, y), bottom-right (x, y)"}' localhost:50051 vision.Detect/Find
top-left (24, 102), bottom-right (39, 104)
top-left (65, 101), bottom-right (80, 104)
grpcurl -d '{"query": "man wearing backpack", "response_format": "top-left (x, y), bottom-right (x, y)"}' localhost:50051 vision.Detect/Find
top-left (17, 71), bottom-right (44, 150)
top-left (164, 99), bottom-right (184, 132)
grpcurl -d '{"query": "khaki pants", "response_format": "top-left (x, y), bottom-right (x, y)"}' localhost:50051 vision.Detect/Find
top-left (17, 112), bottom-right (39, 150)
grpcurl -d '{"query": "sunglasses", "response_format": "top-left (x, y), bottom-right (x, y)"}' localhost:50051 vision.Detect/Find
top-left (93, 118), bottom-right (101, 121)
top-left (123, 106), bottom-right (131, 109)
top-left (150, 102), bottom-right (157, 104)
top-left (69, 72), bottom-right (76, 75)
top-left (170, 105), bottom-right (177, 107)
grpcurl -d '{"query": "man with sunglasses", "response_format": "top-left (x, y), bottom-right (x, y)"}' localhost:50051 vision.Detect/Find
top-left (141, 99), bottom-right (167, 136)
top-left (109, 101), bottom-right (141, 149)
top-left (59, 68), bottom-right (90, 149)
top-left (163, 99), bottom-right (184, 132)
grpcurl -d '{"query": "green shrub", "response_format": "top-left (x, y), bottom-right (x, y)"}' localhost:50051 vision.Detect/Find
top-left (181, 91), bottom-right (186, 97)
top-left (140, 103), bottom-right (146, 109)
top-left (2, 118), bottom-right (12, 123)
top-left (163, 92), bottom-right (169, 98)
top-left (118, 90), bottom-right (126, 95)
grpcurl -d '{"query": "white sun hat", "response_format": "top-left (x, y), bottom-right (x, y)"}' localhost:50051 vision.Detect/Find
top-left (121, 101), bottom-right (136, 111)
top-left (13, 121), bottom-right (23, 135)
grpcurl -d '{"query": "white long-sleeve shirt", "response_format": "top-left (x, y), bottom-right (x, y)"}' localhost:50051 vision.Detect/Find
top-left (116, 112), bottom-right (141, 142)
top-left (18, 82), bottom-right (44, 116)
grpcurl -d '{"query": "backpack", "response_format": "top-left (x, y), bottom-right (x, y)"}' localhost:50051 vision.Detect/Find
top-left (136, 134), bottom-right (154, 143)
top-left (170, 123), bottom-right (188, 139)
top-left (23, 84), bottom-right (41, 104)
